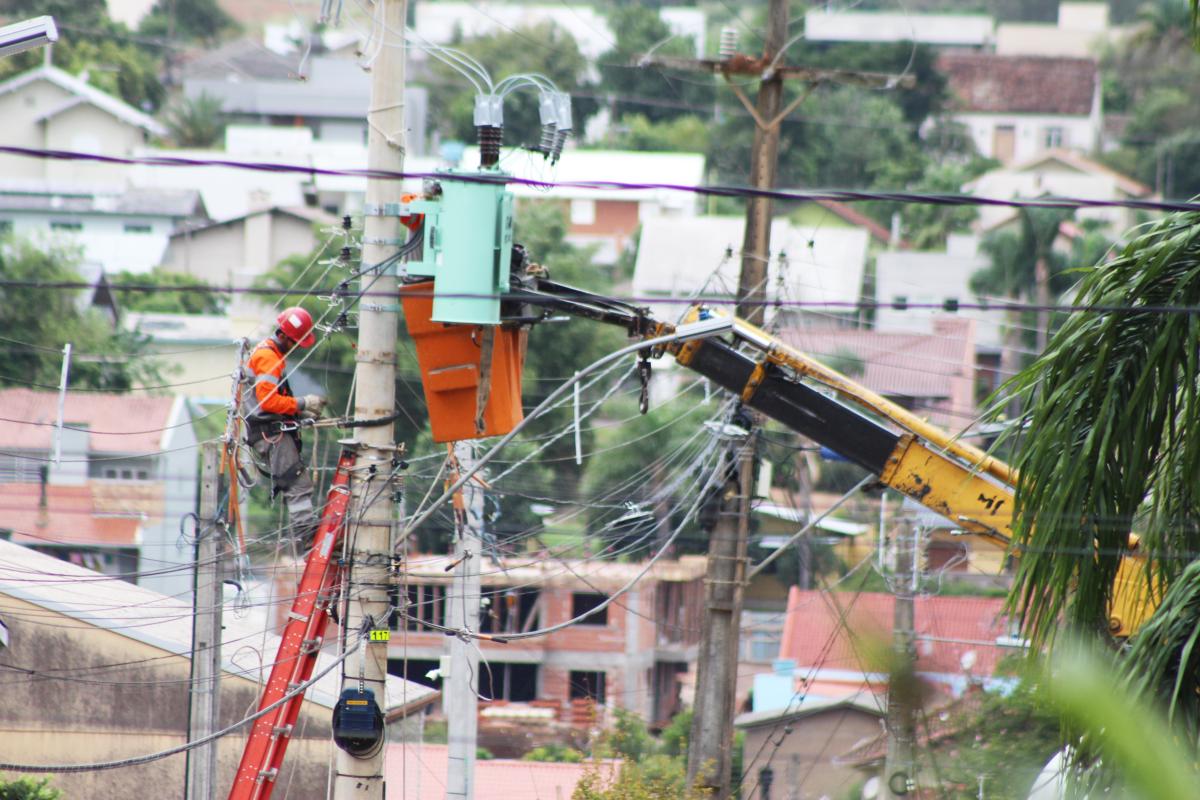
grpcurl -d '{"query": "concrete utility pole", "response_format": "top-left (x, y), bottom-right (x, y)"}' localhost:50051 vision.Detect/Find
top-left (445, 441), bottom-right (484, 800)
top-left (187, 441), bottom-right (223, 800)
top-left (883, 520), bottom-right (919, 799)
top-left (687, 432), bottom-right (755, 797)
top-left (641, 6), bottom-right (915, 795)
top-left (336, 0), bottom-right (405, 796)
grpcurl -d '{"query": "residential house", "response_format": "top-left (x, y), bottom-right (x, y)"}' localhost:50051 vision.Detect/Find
top-left (0, 65), bottom-right (166, 185)
top-left (0, 389), bottom-right (197, 600)
top-left (873, 234), bottom-right (1004, 355)
top-left (937, 52), bottom-right (1101, 164)
top-left (181, 41), bottom-right (429, 151)
top-left (632, 211), bottom-right (875, 327)
top-left (734, 691), bottom-right (886, 800)
top-left (391, 554), bottom-right (707, 733)
top-left (160, 203), bottom-right (338, 319)
top-left (995, 2), bottom-right (1130, 58)
top-left (460, 147), bottom-right (705, 266)
top-left (803, 9), bottom-right (995, 48)
top-left (966, 148), bottom-right (1155, 236)
top-left (121, 312), bottom-right (259, 400)
top-left (0, 539), bottom-right (437, 800)
top-left (780, 318), bottom-right (978, 431)
top-left (0, 181), bottom-right (207, 275)
top-left (759, 586), bottom-right (1017, 708)
top-left (386, 744), bottom-right (614, 800)
top-left (130, 125), bottom-right (442, 223)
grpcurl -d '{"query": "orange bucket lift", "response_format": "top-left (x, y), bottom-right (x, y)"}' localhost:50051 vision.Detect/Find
top-left (400, 281), bottom-right (524, 442)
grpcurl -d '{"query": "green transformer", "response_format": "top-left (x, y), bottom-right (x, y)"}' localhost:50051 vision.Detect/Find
top-left (403, 169), bottom-right (514, 326)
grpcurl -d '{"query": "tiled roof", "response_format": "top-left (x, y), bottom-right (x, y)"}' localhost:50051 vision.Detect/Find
top-left (779, 587), bottom-right (1012, 678)
top-left (780, 319), bottom-right (974, 401)
top-left (0, 483), bottom-right (144, 546)
top-left (0, 182), bottom-right (205, 218)
top-left (938, 53), bottom-right (1097, 116)
top-left (386, 744), bottom-right (616, 800)
top-left (0, 389), bottom-right (178, 454)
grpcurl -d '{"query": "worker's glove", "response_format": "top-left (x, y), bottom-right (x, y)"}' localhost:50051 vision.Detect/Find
top-left (298, 394), bottom-right (327, 418)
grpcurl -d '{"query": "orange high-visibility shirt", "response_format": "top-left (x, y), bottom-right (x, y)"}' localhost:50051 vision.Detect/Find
top-left (248, 338), bottom-right (300, 416)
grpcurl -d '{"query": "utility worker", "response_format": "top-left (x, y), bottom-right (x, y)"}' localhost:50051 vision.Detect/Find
top-left (245, 307), bottom-right (328, 546)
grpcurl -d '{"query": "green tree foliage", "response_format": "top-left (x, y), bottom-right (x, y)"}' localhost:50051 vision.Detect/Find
top-left (0, 236), bottom-right (164, 390)
top-left (425, 23), bottom-right (591, 148)
top-left (596, 6), bottom-right (716, 124)
top-left (0, 776), bottom-right (60, 800)
top-left (162, 92), bottom-right (226, 148)
top-left (138, 0), bottom-right (239, 44)
top-left (708, 86), bottom-right (926, 201)
top-left (574, 709), bottom-right (711, 800)
top-left (523, 743), bottom-right (586, 763)
top-left (932, 674), bottom-right (1062, 798)
top-left (111, 267), bottom-right (227, 314)
top-left (601, 114), bottom-right (710, 154)
top-left (780, 41), bottom-right (949, 130)
top-left (0, 1), bottom-right (166, 111)
top-left (580, 393), bottom-right (716, 557)
top-left (1101, 1), bottom-right (1200, 195)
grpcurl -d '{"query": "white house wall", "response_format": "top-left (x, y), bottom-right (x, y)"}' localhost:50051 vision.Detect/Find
top-left (0, 79), bottom-right (74, 181)
top-left (43, 104), bottom-right (146, 185)
top-left (5, 214), bottom-right (171, 275)
top-left (958, 112), bottom-right (1099, 164)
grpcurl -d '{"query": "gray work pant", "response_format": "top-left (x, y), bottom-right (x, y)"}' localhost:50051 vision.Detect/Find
top-left (252, 433), bottom-right (318, 542)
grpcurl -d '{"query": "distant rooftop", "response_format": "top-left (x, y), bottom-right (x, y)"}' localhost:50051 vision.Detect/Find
top-left (938, 52), bottom-right (1098, 116)
top-left (0, 65), bottom-right (166, 137)
top-left (0, 181), bottom-right (205, 219)
top-left (0, 388), bottom-right (181, 455)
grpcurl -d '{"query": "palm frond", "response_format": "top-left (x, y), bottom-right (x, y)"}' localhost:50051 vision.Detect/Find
top-left (991, 211), bottom-right (1200, 649)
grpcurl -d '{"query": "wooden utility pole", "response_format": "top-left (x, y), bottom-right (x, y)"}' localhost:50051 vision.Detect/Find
top-left (883, 520), bottom-right (919, 799)
top-left (187, 442), bottom-right (223, 800)
top-left (445, 442), bottom-right (484, 800)
top-left (336, 0), bottom-right (405, 796)
top-left (644, 4), bottom-right (915, 796)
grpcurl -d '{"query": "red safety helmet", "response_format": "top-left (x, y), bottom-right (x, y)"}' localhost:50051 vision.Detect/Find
top-left (276, 307), bottom-right (317, 348)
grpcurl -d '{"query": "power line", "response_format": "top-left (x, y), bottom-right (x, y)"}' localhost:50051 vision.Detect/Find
top-left (0, 143), bottom-right (1195, 213)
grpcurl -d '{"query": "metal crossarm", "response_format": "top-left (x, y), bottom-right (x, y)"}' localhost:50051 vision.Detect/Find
top-left (228, 448), bottom-right (357, 800)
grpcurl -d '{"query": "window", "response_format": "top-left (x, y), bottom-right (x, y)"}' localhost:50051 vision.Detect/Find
top-left (571, 592), bottom-right (608, 626)
top-left (49, 221), bottom-right (82, 232)
top-left (741, 611), bottom-right (784, 663)
top-left (0, 220), bottom-right (12, 236)
top-left (1043, 126), bottom-right (1066, 149)
top-left (388, 657), bottom-right (442, 688)
top-left (0, 454), bottom-right (40, 482)
top-left (123, 223), bottom-right (153, 234)
top-left (479, 662), bottom-right (539, 702)
top-left (891, 295), bottom-right (908, 311)
top-left (395, 584), bottom-right (446, 631)
top-left (569, 670), bottom-right (606, 705)
top-left (569, 199), bottom-right (596, 226)
top-left (480, 588), bottom-right (540, 634)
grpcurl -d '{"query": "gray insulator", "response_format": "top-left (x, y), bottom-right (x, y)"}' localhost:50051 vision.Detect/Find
top-left (538, 123), bottom-right (557, 156)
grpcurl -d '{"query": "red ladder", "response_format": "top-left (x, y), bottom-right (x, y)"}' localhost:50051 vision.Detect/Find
top-left (228, 448), bottom-right (357, 800)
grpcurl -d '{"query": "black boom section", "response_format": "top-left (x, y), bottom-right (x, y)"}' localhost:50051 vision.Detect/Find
top-left (685, 339), bottom-right (900, 474)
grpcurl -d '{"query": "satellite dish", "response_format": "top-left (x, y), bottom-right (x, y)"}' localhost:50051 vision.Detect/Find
top-left (862, 776), bottom-right (880, 800)
top-left (961, 650), bottom-right (977, 671)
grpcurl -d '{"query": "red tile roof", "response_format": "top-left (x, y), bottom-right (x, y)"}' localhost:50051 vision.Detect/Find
top-left (938, 53), bottom-right (1097, 116)
top-left (0, 389), bottom-right (177, 454)
top-left (780, 319), bottom-right (974, 407)
top-left (779, 587), bottom-right (1011, 678)
top-left (814, 199), bottom-right (901, 247)
top-left (0, 483), bottom-right (143, 546)
top-left (386, 743), bottom-right (616, 800)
